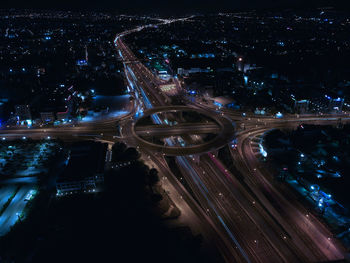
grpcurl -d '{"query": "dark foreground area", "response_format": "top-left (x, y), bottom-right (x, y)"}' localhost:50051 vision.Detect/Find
top-left (0, 159), bottom-right (213, 263)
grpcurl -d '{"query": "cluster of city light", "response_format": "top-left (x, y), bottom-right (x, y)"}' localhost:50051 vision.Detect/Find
top-left (259, 144), bottom-right (268, 157)
top-left (56, 188), bottom-right (96, 197)
top-left (24, 190), bottom-right (37, 201)
top-left (310, 184), bottom-right (333, 209)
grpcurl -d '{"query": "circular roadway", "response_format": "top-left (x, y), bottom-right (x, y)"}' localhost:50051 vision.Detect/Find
top-left (132, 106), bottom-right (235, 156)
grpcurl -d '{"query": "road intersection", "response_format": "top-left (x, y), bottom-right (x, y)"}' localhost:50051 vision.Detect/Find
top-left (0, 17), bottom-right (348, 262)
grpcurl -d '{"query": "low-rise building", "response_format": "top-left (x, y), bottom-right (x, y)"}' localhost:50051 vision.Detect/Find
top-left (212, 96), bottom-right (237, 109)
top-left (40, 112), bottom-right (55, 123)
top-left (329, 98), bottom-right (344, 113)
top-left (294, 100), bottom-right (309, 114)
top-left (56, 141), bottom-right (107, 194)
top-left (15, 105), bottom-right (32, 121)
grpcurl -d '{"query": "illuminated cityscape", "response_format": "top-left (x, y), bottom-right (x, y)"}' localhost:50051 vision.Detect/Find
top-left (0, 3), bottom-right (350, 263)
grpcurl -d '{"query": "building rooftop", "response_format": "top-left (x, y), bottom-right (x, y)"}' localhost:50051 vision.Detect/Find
top-left (213, 96), bottom-right (235, 106)
top-left (58, 141), bottom-right (107, 182)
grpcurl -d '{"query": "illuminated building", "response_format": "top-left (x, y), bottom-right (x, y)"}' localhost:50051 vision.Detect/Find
top-left (15, 105), bottom-right (32, 121)
top-left (212, 96), bottom-right (236, 108)
top-left (40, 112), bottom-right (55, 123)
top-left (294, 100), bottom-right (309, 114)
top-left (328, 98), bottom-right (344, 113)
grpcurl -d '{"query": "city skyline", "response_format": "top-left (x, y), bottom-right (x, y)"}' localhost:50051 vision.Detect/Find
top-left (2, 0), bottom-right (350, 13)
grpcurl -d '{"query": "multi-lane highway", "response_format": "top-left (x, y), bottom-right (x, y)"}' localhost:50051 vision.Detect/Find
top-left (112, 20), bottom-right (347, 262)
top-left (233, 125), bottom-right (345, 261)
top-left (0, 99), bottom-right (136, 141)
top-left (0, 17), bottom-right (347, 262)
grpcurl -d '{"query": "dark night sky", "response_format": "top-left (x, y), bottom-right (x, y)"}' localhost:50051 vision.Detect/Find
top-left (2, 0), bottom-right (349, 13)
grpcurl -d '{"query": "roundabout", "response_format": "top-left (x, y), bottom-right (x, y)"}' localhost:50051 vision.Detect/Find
top-left (131, 106), bottom-right (236, 156)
